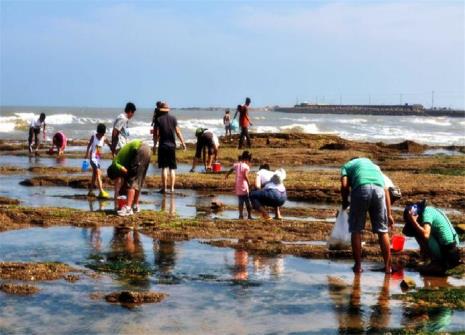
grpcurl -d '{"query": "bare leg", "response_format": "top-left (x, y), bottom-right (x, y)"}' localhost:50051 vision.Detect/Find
top-left (126, 188), bottom-right (135, 208)
top-left (246, 198), bottom-right (253, 219)
top-left (378, 232), bottom-right (392, 273)
top-left (351, 232), bottom-right (363, 273)
top-left (90, 169), bottom-right (97, 191)
top-left (133, 190), bottom-right (140, 206)
top-left (96, 169), bottom-right (104, 192)
top-left (169, 169), bottom-right (176, 192)
top-left (238, 198), bottom-right (244, 219)
top-left (161, 168), bottom-right (168, 191)
top-left (274, 207), bottom-right (282, 219)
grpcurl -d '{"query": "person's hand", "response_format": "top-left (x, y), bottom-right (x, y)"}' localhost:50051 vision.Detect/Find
top-left (121, 167), bottom-right (128, 175)
top-left (342, 199), bottom-right (350, 210)
top-left (407, 209), bottom-right (418, 222)
top-left (388, 214), bottom-right (395, 228)
top-left (182, 143), bottom-right (186, 151)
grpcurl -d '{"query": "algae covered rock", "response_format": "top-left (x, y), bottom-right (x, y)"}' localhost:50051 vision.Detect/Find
top-left (400, 276), bottom-right (416, 291)
top-left (0, 283), bottom-right (39, 295)
top-left (105, 291), bottom-right (167, 307)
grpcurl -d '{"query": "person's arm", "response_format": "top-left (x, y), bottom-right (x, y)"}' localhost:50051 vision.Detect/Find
top-left (233, 110), bottom-right (238, 119)
top-left (225, 167), bottom-right (235, 179)
top-left (175, 126), bottom-right (186, 150)
top-left (113, 177), bottom-right (121, 209)
top-left (407, 211), bottom-right (431, 240)
top-left (244, 170), bottom-right (250, 191)
top-left (340, 176), bottom-right (350, 209)
top-left (111, 128), bottom-right (120, 155)
top-left (384, 189), bottom-right (395, 227)
top-left (255, 173), bottom-right (261, 189)
top-left (202, 146), bottom-right (207, 170)
top-left (84, 136), bottom-right (93, 159)
top-left (42, 123), bottom-right (46, 140)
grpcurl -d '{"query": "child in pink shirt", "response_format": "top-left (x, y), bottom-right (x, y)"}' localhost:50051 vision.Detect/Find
top-left (226, 151), bottom-right (253, 219)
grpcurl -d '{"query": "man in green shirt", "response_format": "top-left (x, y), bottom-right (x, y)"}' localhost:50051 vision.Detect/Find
top-left (107, 139), bottom-right (151, 216)
top-left (403, 201), bottom-right (462, 272)
top-left (340, 157), bottom-right (395, 274)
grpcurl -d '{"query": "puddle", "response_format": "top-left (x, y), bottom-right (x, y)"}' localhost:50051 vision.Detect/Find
top-left (0, 227), bottom-right (463, 334)
top-left (0, 155), bottom-right (193, 174)
top-left (423, 149), bottom-right (464, 156)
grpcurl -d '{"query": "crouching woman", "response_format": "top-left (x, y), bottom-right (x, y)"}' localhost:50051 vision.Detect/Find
top-left (107, 139), bottom-right (151, 216)
top-left (250, 167), bottom-right (287, 220)
top-left (403, 200), bottom-right (462, 273)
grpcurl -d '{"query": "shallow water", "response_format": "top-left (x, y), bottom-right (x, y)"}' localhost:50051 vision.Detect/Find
top-left (0, 155), bottom-right (193, 174)
top-left (0, 227), bottom-right (463, 334)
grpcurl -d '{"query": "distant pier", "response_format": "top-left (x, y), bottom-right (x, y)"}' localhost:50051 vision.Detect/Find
top-left (273, 104), bottom-right (465, 117)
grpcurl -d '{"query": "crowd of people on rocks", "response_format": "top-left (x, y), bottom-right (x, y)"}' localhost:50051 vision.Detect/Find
top-left (25, 96), bottom-right (463, 275)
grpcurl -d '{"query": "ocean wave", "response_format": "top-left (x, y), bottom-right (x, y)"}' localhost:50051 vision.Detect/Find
top-left (335, 118), bottom-right (368, 124)
top-left (254, 126), bottom-right (280, 133)
top-left (280, 123), bottom-right (319, 133)
top-left (410, 117), bottom-right (451, 127)
top-left (0, 122), bottom-right (16, 133)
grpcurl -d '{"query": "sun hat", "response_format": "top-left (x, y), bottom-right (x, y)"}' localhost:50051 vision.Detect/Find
top-left (159, 102), bottom-right (170, 113)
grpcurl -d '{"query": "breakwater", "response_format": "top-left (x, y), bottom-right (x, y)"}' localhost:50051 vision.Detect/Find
top-left (273, 104), bottom-right (465, 117)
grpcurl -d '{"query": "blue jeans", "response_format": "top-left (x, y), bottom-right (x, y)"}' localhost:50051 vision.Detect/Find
top-left (250, 188), bottom-right (287, 209)
top-left (349, 184), bottom-right (387, 233)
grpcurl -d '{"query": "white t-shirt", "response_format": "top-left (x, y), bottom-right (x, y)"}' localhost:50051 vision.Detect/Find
top-left (113, 113), bottom-right (129, 150)
top-left (90, 133), bottom-right (105, 162)
top-left (256, 169), bottom-right (274, 188)
top-left (383, 174), bottom-right (394, 189)
top-left (30, 118), bottom-right (44, 129)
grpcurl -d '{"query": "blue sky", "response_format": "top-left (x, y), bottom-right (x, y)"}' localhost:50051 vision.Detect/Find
top-left (1, 1), bottom-right (464, 108)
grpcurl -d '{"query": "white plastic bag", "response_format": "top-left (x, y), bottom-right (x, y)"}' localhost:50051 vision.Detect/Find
top-left (328, 207), bottom-right (351, 250)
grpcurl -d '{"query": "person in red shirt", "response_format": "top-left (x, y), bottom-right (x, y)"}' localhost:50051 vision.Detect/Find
top-left (234, 97), bottom-right (252, 149)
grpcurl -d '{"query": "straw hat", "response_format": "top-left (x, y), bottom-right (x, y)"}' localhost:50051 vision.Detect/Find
top-left (159, 102), bottom-right (170, 113)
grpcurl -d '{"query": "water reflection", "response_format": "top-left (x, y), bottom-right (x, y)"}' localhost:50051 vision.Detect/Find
top-left (153, 240), bottom-right (178, 283)
top-left (328, 274), bottom-right (392, 333)
top-left (160, 193), bottom-right (176, 215)
top-left (88, 199), bottom-right (109, 212)
top-left (400, 276), bottom-right (453, 332)
top-left (86, 227), bottom-right (151, 288)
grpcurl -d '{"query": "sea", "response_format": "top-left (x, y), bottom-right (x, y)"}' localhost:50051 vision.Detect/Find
top-left (1, 106), bottom-right (464, 146)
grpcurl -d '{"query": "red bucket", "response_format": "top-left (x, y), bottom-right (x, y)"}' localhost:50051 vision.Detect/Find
top-left (391, 235), bottom-right (405, 252)
top-left (212, 162), bottom-right (222, 172)
top-left (117, 196), bottom-right (127, 210)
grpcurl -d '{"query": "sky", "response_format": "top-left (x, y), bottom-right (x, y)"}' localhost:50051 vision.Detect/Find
top-left (1, 0), bottom-right (464, 108)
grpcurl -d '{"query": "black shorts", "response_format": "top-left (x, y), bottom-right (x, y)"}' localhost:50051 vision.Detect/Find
top-left (158, 145), bottom-right (177, 169)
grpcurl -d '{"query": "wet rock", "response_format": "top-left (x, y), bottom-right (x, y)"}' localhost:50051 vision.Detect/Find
top-left (445, 263), bottom-right (465, 279)
top-left (64, 274), bottom-right (80, 282)
top-left (320, 143), bottom-right (349, 150)
top-left (0, 283), bottom-right (39, 295)
top-left (400, 276), bottom-right (416, 291)
top-left (105, 291), bottom-right (167, 307)
top-left (399, 286), bottom-right (465, 310)
top-left (0, 196), bottom-right (20, 205)
top-left (0, 262), bottom-right (76, 281)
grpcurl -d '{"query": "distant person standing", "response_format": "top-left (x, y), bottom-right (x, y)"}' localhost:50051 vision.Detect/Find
top-left (223, 109), bottom-right (232, 140)
top-left (28, 113), bottom-right (46, 155)
top-left (111, 102), bottom-right (136, 155)
top-left (151, 101), bottom-right (162, 154)
top-left (234, 97), bottom-right (252, 149)
top-left (153, 102), bottom-right (187, 193)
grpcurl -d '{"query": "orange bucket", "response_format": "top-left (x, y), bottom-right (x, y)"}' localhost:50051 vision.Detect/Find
top-left (391, 235), bottom-right (405, 252)
top-left (212, 162), bottom-right (222, 172)
top-left (117, 196), bottom-right (127, 210)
